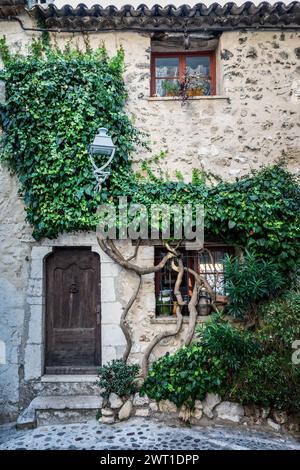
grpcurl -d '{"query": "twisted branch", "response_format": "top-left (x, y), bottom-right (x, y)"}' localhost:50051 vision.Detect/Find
top-left (121, 273), bottom-right (142, 361)
top-left (97, 237), bottom-right (175, 275)
top-left (185, 282), bottom-right (199, 346)
top-left (97, 238), bottom-right (179, 363)
top-left (142, 305), bottom-right (183, 376)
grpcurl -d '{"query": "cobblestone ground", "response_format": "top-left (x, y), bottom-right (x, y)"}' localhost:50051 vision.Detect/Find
top-left (0, 418), bottom-right (300, 450)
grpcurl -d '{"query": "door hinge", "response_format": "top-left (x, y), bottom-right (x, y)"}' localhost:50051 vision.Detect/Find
top-left (96, 305), bottom-right (101, 325)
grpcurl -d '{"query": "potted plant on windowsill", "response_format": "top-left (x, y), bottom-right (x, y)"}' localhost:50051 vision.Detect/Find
top-left (180, 73), bottom-right (211, 101)
top-left (162, 80), bottom-right (180, 97)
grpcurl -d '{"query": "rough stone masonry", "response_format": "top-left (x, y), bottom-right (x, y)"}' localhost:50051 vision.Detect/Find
top-left (0, 4), bottom-right (299, 423)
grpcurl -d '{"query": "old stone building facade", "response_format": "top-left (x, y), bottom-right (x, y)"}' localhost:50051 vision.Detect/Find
top-left (0, 2), bottom-right (299, 423)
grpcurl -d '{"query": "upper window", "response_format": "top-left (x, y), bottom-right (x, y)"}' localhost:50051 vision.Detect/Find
top-left (151, 52), bottom-right (216, 98)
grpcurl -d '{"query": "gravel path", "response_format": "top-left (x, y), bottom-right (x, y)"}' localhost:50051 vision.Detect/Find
top-left (0, 418), bottom-right (299, 450)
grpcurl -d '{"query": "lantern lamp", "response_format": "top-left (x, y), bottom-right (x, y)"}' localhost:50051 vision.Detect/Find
top-left (89, 127), bottom-right (116, 191)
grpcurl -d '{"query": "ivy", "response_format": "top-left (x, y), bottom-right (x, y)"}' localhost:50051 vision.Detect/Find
top-left (111, 163), bottom-right (300, 276)
top-left (0, 38), bottom-right (141, 239)
top-left (0, 38), bottom-right (299, 284)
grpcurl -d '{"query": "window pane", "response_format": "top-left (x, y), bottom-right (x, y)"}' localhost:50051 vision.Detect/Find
top-left (186, 56), bottom-right (211, 96)
top-left (186, 56), bottom-right (210, 76)
top-left (155, 57), bottom-right (179, 78)
top-left (156, 79), bottom-right (180, 97)
top-left (155, 248), bottom-right (190, 316)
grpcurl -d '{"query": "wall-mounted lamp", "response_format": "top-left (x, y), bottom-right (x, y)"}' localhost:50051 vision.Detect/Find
top-left (89, 127), bottom-right (116, 192)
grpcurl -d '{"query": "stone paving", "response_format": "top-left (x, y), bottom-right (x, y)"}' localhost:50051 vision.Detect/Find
top-left (0, 418), bottom-right (300, 450)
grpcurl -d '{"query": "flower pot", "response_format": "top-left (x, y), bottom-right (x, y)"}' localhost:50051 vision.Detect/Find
top-left (187, 88), bottom-right (204, 97)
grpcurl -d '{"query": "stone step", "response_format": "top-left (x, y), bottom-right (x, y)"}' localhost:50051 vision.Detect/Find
top-left (17, 395), bottom-right (103, 429)
top-left (39, 375), bottom-right (99, 397)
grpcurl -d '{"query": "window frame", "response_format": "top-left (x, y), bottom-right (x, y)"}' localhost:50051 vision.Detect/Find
top-left (154, 244), bottom-right (234, 317)
top-left (150, 51), bottom-right (216, 97)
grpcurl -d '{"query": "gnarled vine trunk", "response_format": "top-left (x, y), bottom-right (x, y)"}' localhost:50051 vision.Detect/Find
top-left (97, 238), bottom-right (224, 376)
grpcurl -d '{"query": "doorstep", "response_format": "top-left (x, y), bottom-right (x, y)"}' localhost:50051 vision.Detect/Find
top-left (16, 395), bottom-right (103, 430)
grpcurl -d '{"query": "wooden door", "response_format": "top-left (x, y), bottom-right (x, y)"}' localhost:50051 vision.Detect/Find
top-left (45, 247), bottom-right (101, 374)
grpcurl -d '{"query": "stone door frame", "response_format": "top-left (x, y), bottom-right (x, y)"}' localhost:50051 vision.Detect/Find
top-left (23, 233), bottom-right (124, 382)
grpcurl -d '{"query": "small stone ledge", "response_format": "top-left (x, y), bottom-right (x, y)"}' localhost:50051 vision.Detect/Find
top-left (41, 375), bottom-right (97, 383)
top-left (150, 316), bottom-right (211, 324)
top-left (147, 96), bottom-right (230, 102)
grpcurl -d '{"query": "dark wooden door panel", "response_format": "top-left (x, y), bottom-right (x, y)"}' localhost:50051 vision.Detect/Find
top-left (46, 247), bottom-right (101, 373)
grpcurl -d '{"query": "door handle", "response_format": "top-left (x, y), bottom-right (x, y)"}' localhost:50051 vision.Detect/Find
top-left (96, 305), bottom-right (101, 325)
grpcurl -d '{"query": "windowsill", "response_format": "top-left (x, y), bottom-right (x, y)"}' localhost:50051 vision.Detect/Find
top-left (148, 96), bottom-right (229, 102)
top-left (150, 315), bottom-right (211, 324)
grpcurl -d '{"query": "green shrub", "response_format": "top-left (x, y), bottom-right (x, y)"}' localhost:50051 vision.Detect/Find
top-left (258, 290), bottom-right (300, 349)
top-left (96, 359), bottom-right (139, 399)
top-left (140, 344), bottom-right (225, 408)
top-left (224, 251), bottom-right (286, 319)
top-left (141, 309), bottom-right (300, 412)
top-left (229, 353), bottom-right (300, 412)
top-left (196, 316), bottom-right (262, 371)
top-left (141, 316), bottom-right (261, 407)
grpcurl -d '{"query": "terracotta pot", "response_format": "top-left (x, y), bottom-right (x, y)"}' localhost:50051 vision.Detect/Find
top-left (187, 88), bottom-right (204, 97)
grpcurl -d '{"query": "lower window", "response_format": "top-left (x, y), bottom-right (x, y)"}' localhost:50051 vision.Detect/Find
top-left (155, 245), bottom-right (233, 317)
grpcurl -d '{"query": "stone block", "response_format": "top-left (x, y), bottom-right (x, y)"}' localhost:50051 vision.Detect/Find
top-left (27, 305), bottom-right (43, 344)
top-left (31, 246), bottom-right (51, 260)
top-left (101, 302), bottom-right (122, 325)
top-left (30, 259), bottom-right (43, 279)
top-left (101, 408), bottom-right (114, 417)
top-left (194, 409), bottom-right (203, 420)
top-left (101, 346), bottom-right (117, 364)
top-left (109, 393), bottom-right (123, 409)
top-left (267, 418), bottom-right (281, 432)
top-left (216, 401), bottom-right (244, 423)
top-left (149, 402), bottom-right (158, 412)
top-left (135, 408), bottom-right (149, 417)
top-left (100, 415), bottom-right (115, 424)
top-left (27, 278), bottom-right (43, 297)
top-left (101, 262), bottom-right (119, 277)
top-left (133, 393), bottom-right (150, 407)
top-left (159, 400), bottom-right (177, 413)
top-left (118, 400), bottom-right (133, 421)
top-left (102, 324), bottom-right (126, 348)
top-left (24, 344), bottom-right (42, 380)
top-left (101, 277), bottom-right (116, 302)
top-left (202, 393), bottom-right (222, 419)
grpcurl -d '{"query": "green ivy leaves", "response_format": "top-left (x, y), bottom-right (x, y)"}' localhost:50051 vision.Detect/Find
top-left (0, 40), bottom-right (140, 239)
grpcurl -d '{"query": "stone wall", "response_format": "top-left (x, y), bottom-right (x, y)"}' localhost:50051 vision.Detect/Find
top-left (97, 392), bottom-right (299, 435)
top-left (0, 14), bottom-right (299, 422)
top-left (51, 29), bottom-right (300, 179)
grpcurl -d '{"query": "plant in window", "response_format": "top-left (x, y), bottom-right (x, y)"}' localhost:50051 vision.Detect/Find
top-left (162, 80), bottom-right (180, 97)
top-left (179, 73), bottom-right (211, 103)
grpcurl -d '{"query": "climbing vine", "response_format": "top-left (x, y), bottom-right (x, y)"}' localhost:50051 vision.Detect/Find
top-left (0, 38), bottom-right (141, 239)
top-left (110, 162), bottom-right (300, 276)
top-left (1, 38), bottom-right (300, 374)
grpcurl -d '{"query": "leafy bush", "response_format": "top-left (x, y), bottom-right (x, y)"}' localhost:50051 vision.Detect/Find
top-left (196, 316), bottom-right (262, 371)
top-left (142, 308), bottom-right (300, 412)
top-left (141, 316), bottom-right (261, 407)
top-left (140, 344), bottom-right (225, 408)
top-left (258, 290), bottom-right (300, 349)
top-left (229, 353), bottom-right (300, 412)
top-left (224, 251), bottom-right (286, 319)
top-left (96, 359), bottom-right (139, 399)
